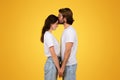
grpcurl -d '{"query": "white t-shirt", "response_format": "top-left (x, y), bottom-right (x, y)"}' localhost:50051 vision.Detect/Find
top-left (61, 25), bottom-right (78, 66)
top-left (44, 31), bottom-right (60, 57)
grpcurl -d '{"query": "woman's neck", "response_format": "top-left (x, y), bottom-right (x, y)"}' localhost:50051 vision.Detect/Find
top-left (48, 29), bottom-right (52, 33)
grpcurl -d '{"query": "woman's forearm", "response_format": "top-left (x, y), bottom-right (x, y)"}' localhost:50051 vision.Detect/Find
top-left (49, 46), bottom-right (60, 70)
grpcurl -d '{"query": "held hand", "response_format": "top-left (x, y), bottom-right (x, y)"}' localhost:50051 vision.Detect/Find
top-left (58, 67), bottom-right (65, 77)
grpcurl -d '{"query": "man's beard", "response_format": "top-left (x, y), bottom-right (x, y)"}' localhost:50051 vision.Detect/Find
top-left (58, 20), bottom-right (65, 24)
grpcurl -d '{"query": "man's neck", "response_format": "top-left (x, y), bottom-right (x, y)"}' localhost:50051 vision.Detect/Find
top-left (63, 23), bottom-right (71, 29)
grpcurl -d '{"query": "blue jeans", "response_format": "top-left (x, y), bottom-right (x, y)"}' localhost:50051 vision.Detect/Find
top-left (44, 57), bottom-right (61, 80)
top-left (63, 64), bottom-right (77, 80)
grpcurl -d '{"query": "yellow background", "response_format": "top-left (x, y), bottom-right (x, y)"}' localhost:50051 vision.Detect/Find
top-left (0, 0), bottom-right (120, 80)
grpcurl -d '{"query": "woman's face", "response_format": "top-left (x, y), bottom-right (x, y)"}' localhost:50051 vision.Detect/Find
top-left (51, 20), bottom-right (58, 30)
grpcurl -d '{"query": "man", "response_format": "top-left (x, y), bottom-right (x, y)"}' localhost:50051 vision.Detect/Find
top-left (58, 8), bottom-right (78, 80)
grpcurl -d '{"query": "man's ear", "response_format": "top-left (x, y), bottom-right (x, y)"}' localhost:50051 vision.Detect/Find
top-left (63, 17), bottom-right (67, 23)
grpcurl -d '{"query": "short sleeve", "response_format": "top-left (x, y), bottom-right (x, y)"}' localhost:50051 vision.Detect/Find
top-left (44, 33), bottom-right (54, 47)
top-left (65, 30), bottom-right (75, 43)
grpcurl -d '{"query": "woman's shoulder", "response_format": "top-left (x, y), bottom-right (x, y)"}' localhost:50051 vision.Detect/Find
top-left (44, 31), bottom-right (53, 38)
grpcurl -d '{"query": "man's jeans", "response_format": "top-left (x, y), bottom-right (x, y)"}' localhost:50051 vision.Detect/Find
top-left (63, 64), bottom-right (77, 80)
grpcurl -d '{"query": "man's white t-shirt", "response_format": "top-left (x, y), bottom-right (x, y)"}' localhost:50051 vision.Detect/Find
top-left (44, 31), bottom-right (60, 57)
top-left (61, 25), bottom-right (78, 66)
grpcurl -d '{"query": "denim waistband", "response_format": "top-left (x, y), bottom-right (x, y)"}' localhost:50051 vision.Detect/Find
top-left (47, 56), bottom-right (61, 64)
top-left (48, 56), bottom-right (60, 59)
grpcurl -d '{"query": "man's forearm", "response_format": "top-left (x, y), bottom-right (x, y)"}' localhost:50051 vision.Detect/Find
top-left (61, 49), bottom-right (71, 69)
top-left (58, 49), bottom-right (71, 77)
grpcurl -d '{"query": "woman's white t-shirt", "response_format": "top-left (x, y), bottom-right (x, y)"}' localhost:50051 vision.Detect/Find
top-left (44, 31), bottom-right (60, 57)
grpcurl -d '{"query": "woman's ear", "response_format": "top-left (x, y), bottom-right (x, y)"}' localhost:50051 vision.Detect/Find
top-left (50, 24), bottom-right (55, 30)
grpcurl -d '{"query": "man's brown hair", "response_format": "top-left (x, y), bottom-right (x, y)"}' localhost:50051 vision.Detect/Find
top-left (59, 8), bottom-right (74, 25)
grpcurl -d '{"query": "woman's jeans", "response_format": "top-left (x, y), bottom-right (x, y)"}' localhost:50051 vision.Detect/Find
top-left (44, 56), bottom-right (60, 80)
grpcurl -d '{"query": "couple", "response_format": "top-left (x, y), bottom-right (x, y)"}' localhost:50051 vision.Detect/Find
top-left (40, 8), bottom-right (78, 80)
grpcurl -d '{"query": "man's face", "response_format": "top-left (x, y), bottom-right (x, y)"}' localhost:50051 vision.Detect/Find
top-left (58, 13), bottom-right (64, 24)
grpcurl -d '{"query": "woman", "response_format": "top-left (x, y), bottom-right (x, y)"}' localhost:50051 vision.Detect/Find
top-left (40, 14), bottom-right (60, 80)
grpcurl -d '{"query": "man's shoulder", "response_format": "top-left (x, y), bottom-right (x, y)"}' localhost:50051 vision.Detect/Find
top-left (66, 27), bottom-right (76, 34)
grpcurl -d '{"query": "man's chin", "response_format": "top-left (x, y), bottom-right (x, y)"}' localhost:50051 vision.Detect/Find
top-left (58, 21), bottom-right (64, 24)
top-left (58, 23), bottom-right (64, 25)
